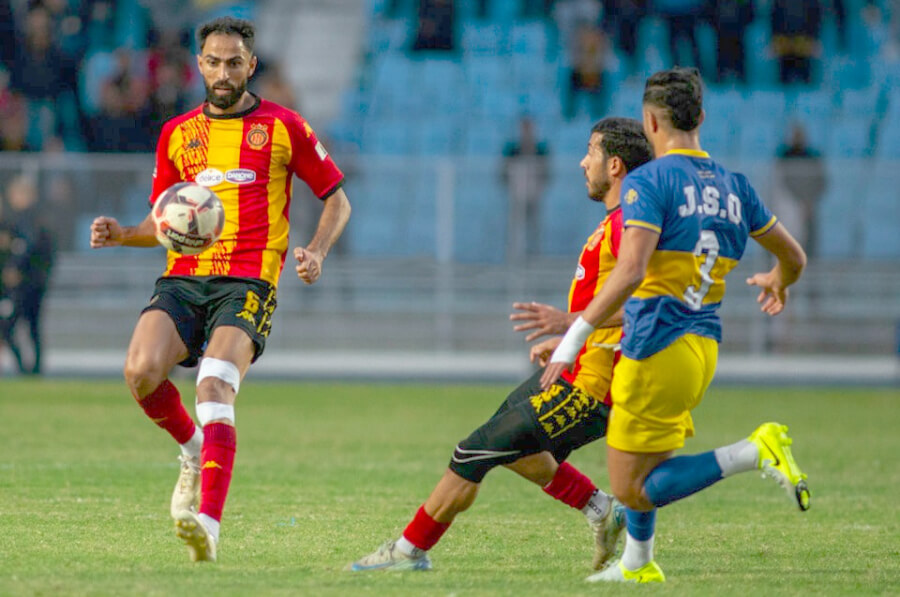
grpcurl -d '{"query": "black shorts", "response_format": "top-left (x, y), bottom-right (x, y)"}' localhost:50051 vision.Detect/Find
top-left (448, 368), bottom-right (610, 483)
top-left (141, 276), bottom-right (277, 367)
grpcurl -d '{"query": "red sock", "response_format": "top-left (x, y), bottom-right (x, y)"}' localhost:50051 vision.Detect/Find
top-left (137, 380), bottom-right (196, 445)
top-left (199, 422), bottom-right (237, 522)
top-left (402, 505), bottom-right (451, 551)
top-left (542, 462), bottom-right (597, 510)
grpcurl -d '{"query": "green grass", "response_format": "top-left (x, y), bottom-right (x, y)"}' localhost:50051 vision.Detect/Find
top-left (0, 379), bottom-right (898, 596)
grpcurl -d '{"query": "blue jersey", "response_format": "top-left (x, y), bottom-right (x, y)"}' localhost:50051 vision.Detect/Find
top-left (619, 149), bottom-right (776, 359)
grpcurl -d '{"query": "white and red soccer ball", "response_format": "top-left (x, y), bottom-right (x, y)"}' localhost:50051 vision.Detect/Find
top-left (152, 183), bottom-right (225, 255)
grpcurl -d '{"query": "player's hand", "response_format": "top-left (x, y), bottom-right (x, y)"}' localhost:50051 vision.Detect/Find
top-left (746, 271), bottom-right (789, 316)
top-left (540, 360), bottom-right (572, 391)
top-left (530, 336), bottom-right (562, 367)
top-left (294, 246), bottom-right (324, 284)
top-left (510, 301), bottom-right (570, 341)
top-left (90, 216), bottom-right (123, 249)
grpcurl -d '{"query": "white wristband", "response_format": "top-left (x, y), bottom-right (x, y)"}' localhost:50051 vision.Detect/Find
top-left (549, 316), bottom-right (595, 364)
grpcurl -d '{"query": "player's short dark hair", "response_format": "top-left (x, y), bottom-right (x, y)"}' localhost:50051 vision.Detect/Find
top-left (197, 16), bottom-right (255, 54)
top-left (642, 67), bottom-right (703, 131)
top-left (590, 117), bottom-right (653, 173)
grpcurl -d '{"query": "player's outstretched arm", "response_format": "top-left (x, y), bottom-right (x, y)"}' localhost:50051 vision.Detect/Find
top-left (90, 213), bottom-right (159, 249)
top-left (747, 222), bottom-right (807, 316)
top-left (295, 188), bottom-right (351, 285)
top-left (510, 302), bottom-right (574, 341)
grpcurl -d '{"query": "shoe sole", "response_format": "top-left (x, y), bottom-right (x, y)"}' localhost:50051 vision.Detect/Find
top-left (174, 512), bottom-right (216, 562)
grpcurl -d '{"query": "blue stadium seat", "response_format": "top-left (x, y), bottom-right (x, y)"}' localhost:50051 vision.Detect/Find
top-left (829, 117), bottom-right (873, 158)
top-left (461, 22), bottom-right (508, 56)
top-left (873, 115), bottom-right (900, 158)
top-left (463, 120), bottom-right (507, 155)
top-left (745, 21), bottom-right (778, 88)
top-left (415, 118), bottom-right (463, 155)
top-left (839, 86), bottom-right (882, 116)
top-left (701, 113), bottom-right (736, 158)
top-left (542, 155), bottom-right (605, 256)
top-left (790, 89), bottom-right (836, 121)
top-left (454, 156), bottom-right (508, 262)
top-left (746, 90), bottom-right (787, 124)
top-left (861, 160), bottom-right (900, 258)
top-left (815, 158), bottom-right (857, 259)
top-left (361, 119), bottom-right (415, 154)
top-left (735, 118), bottom-right (782, 160)
top-left (509, 23), bottom-right (548, 56)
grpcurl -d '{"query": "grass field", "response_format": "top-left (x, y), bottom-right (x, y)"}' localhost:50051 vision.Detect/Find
top-left (1, 378), bottom-right (898, 596)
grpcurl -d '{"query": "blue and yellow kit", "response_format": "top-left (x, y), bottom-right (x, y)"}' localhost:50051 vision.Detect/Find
top-left (619, 149), bottom-right (776, 360)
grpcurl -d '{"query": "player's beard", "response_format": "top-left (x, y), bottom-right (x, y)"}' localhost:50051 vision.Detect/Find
top-left (206, 79), bottom-right (247, 110)
top-left (588, 175), bottom-right (611, 202)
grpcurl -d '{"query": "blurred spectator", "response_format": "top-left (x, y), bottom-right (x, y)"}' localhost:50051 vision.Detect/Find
top-left (656, 0), bottom-right (707, 74)
top-left (0, 0), bottom-right (14, 69)
top-left (474, 0), bottom-right (555, 19)
top-left (602, 0), bottom-right (645, 75)
top-left (563, 23), bottom-right (609, 120)
top-left (0, 84), bottom-right (34, 151)
top-left (412, 0), bottom-right (456, 51)
top-left (145, 29), bottom-right (196, 139)
top-left (86, 48), bottom-right (152, 151)
top-left (9, 5), bottom-right (69, 150)
top-left (713, 0), bottom-right (754, 84)
top-left (771, 0), bottom-right (822, 85)
top-left (254, 61), bottom-right (298, 111)
top-left (502, 116), bottom-right (549, 260)
top-left (0, 174), bottom-right (56, 375)
top-left (774, 123), bottom-right (826, 260)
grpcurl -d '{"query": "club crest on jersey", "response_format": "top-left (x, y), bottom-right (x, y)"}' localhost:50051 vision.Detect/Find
top-left (625, 189), bottom-right (638, 204)
top-left (246, 123), bottom-right (269, 149)
top-left (575, 264), bottom-right (585, 280)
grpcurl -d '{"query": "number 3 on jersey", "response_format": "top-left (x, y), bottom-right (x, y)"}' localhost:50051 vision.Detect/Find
top-left (684, 230), bottom-right (719, 310)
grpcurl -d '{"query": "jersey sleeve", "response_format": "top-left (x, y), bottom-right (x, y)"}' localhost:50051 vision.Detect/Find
top-left (742, 176), bottom-right (778, 237)
top-left (285, 113), bottom-right (344, 199)
top-left (621, 170), bottom-right (665, 235)
top-left (149, 121), bottom-right (182, 207)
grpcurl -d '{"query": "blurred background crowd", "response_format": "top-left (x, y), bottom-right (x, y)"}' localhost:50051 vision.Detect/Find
top-left (0, 0), bottom-right (898, 376)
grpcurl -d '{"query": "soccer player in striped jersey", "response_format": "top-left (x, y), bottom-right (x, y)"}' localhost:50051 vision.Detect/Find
top-left (348, 118), bottom-right (653, 573)
top-left (543, 68), bottom-right (809, 583)
top-left (89, 17), bottom-right (351, 563)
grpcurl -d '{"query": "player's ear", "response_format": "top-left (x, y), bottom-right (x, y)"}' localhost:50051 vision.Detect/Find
top-left (608, 155), bottom-right (625, 177)
top-left (697, 108), bottom-right (705, 127)
top-left (248, 55), bottom-right (258, 78)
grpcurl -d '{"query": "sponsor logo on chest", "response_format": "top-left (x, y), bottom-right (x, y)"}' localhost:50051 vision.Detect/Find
top-left (226, 168), bottom-right (257, 184)
top-left (195, 168), bottom-right (224, 186)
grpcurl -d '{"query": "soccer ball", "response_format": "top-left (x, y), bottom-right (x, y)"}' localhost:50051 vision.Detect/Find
top-left (152, 183), bottom-right (225, 255)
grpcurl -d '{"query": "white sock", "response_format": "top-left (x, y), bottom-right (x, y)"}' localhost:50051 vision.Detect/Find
top-left (198, 513), bottom-right (220, 543)
top-left (714, 439), bottom-right (759, 478)
top-left (180, 427), bottom-right (204, 459)
top-left (396, 535), bottom-right (425, 557)
top-left (582, 489), bottom-right (612, 523)
top-left (621, 532), bottom-right (654, 570)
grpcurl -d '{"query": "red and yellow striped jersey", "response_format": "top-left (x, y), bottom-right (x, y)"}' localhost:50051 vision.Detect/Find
top-left (150, 95), bottom-right (344, 286)
top-left (561, 206), bottom-right (623, 405)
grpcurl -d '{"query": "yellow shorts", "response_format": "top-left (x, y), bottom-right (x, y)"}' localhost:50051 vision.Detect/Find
top-left (607, 334), bottom-right (718, 453)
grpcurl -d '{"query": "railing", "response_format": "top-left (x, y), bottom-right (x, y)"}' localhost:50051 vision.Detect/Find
top-left (1, 152), bottom-right (898, 359)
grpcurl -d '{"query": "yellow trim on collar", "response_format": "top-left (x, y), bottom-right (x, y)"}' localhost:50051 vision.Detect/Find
top-left (664, 149), bottom-right (710, 158)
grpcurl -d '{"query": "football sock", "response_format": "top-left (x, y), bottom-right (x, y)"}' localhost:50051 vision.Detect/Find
top-left (542, 462), bottom-right (597, 511)
top-left (198, 513), bottom-right (220, 543)
top-left (198, 422), bottom-right (236, 524)
top-left (138, 379), bottom-right (196, 445)
top-left (582, 489), bottom-right (612, 522)
top-left (400, 505), bottom-right (450, 554)
top-left (622, 508), bottom-right (656, 570)
top-left (181, 427), bottom-right (204, 459)
top-left (643, 451), bottom-right (723, 507)
top-left (714, 439), bottom-right (759, 477)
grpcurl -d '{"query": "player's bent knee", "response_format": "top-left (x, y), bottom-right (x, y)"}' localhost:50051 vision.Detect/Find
top-left (197, 357), bottom-right (241, 395)
top-left (196, 401), bottom-right (235, 426)
top-left (123, 354), bottom-right (168, 397)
